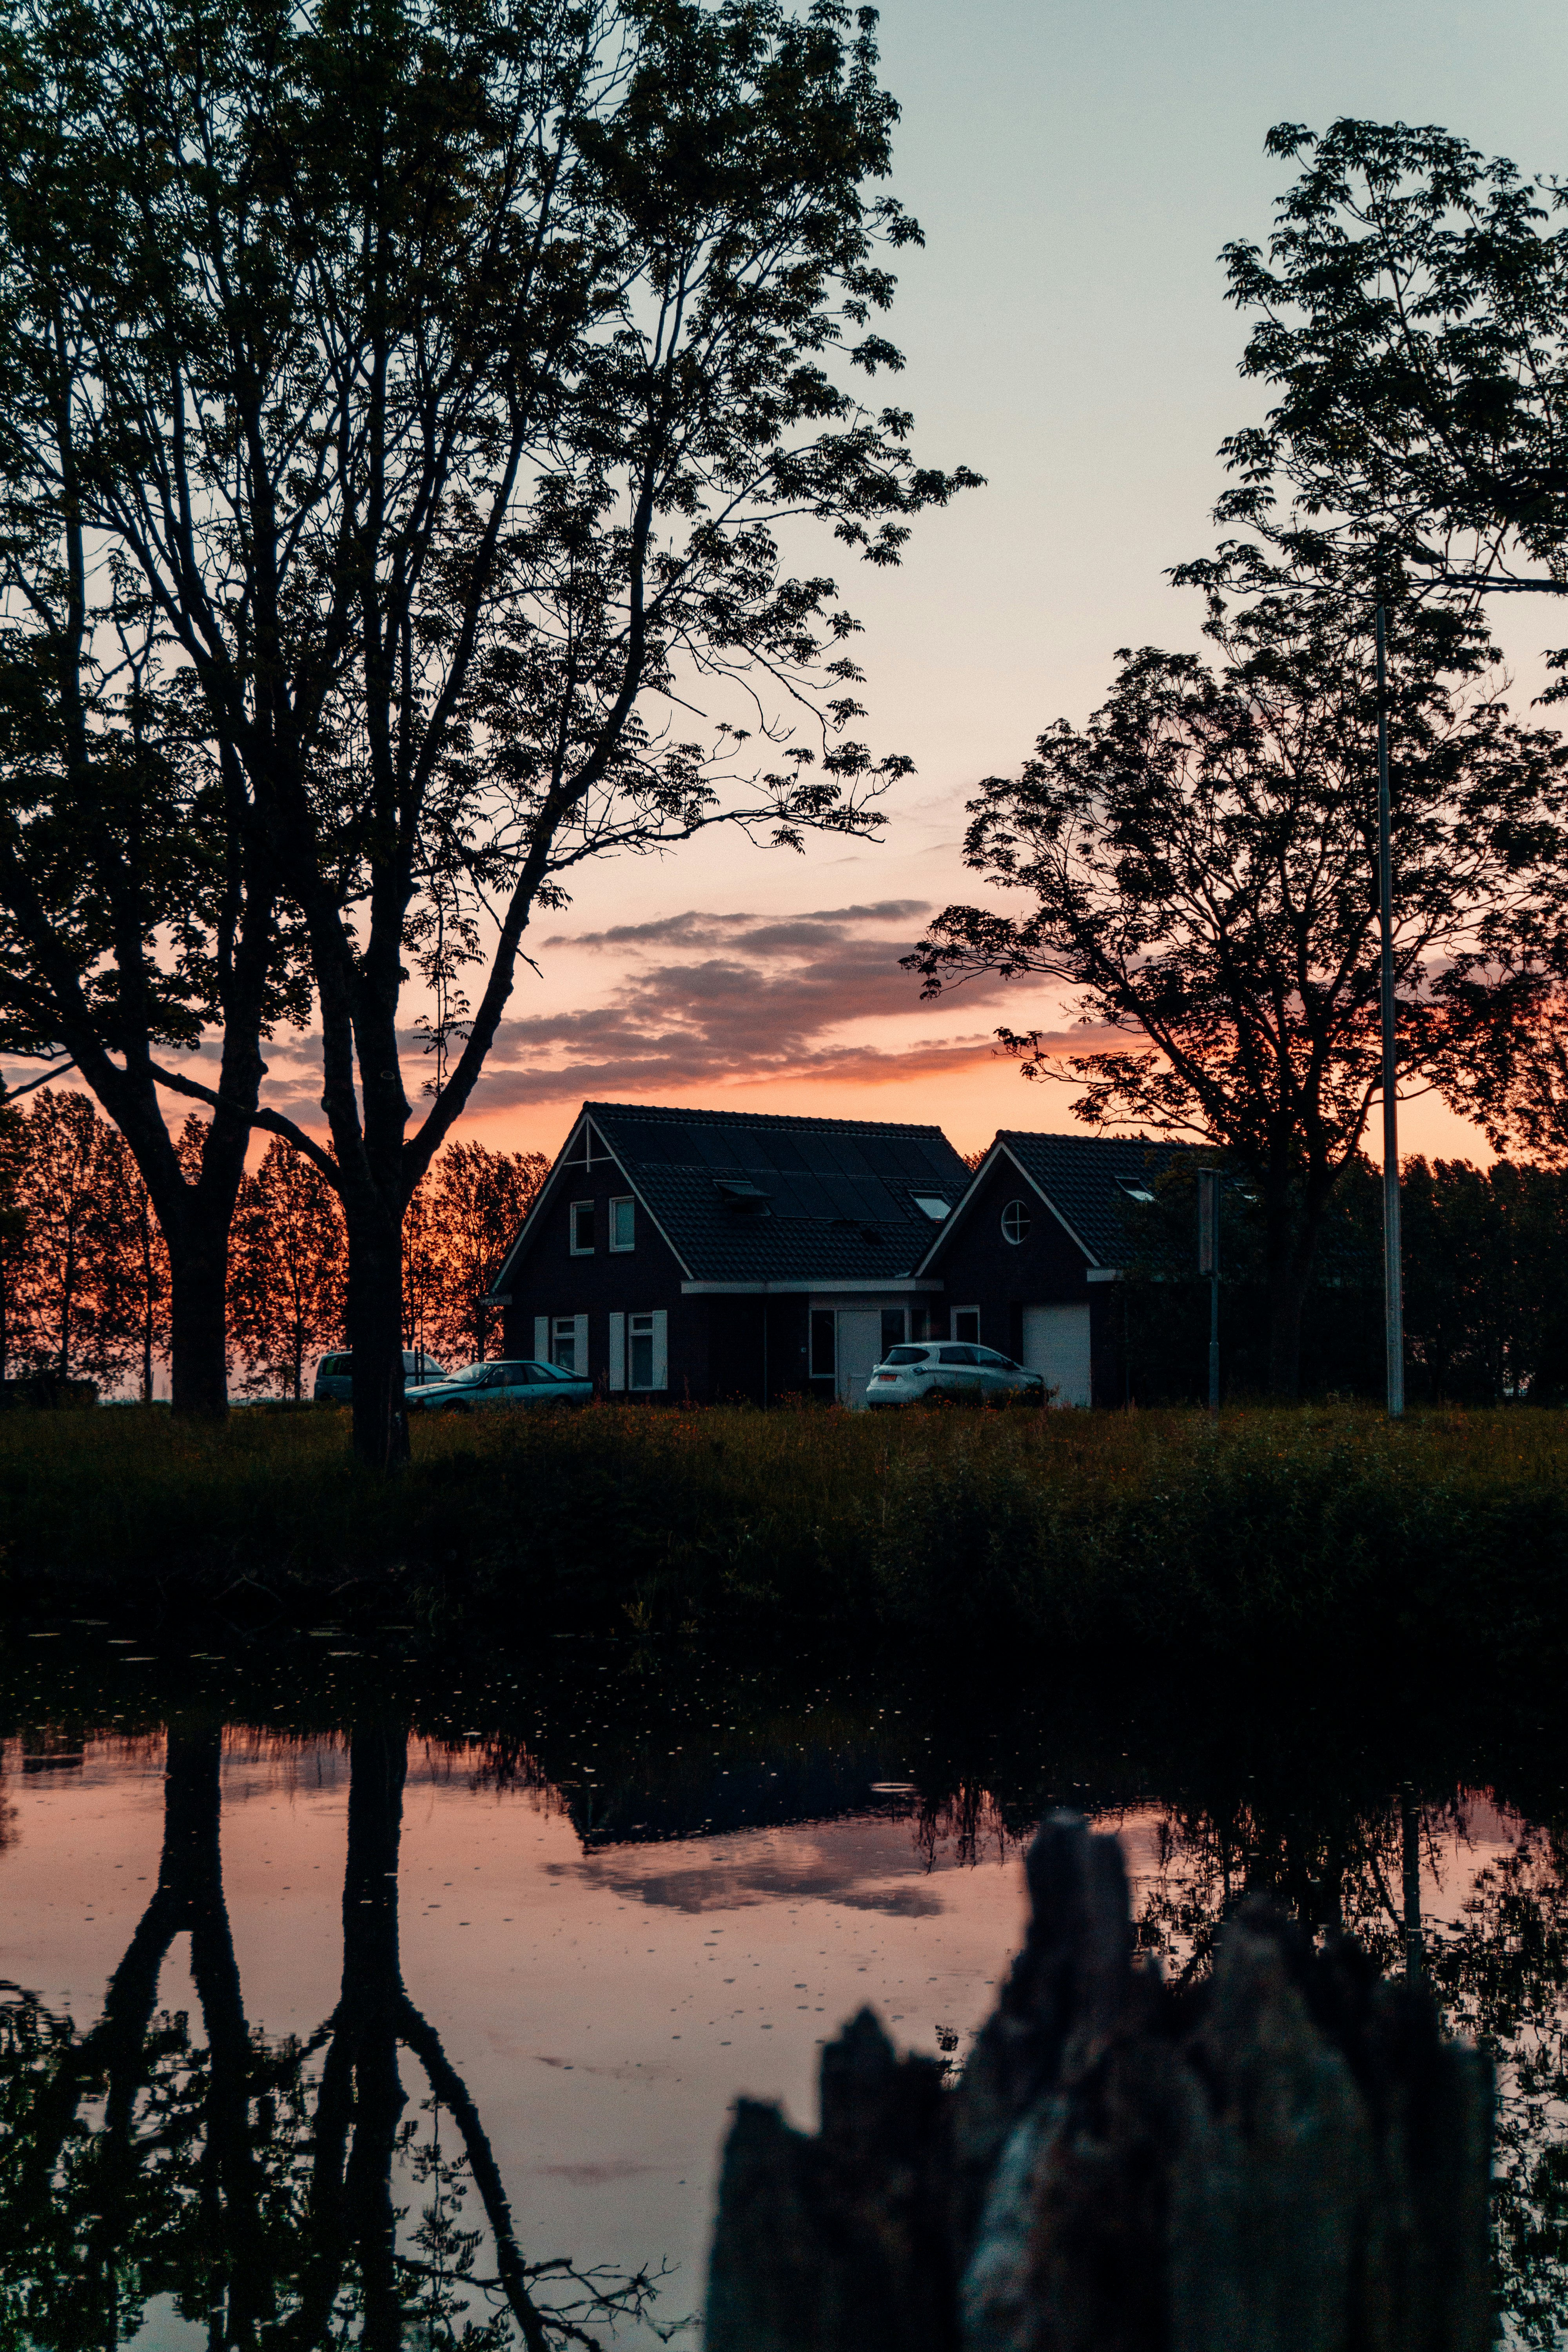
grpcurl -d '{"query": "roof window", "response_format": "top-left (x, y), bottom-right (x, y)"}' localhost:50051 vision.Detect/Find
top-left (911, 1194), bottom-right (951, 1220)
top-left (1116, 1177), bottom-right (1157, 1204)
top-left (715, 1176), bottom-right (771, 1216)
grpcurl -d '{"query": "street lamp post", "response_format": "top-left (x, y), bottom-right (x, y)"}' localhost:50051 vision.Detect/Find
top-left (1197, 1169), bottom-right (1220, 1414)
top-left (1374, 597), bottom-right (1404, 1418)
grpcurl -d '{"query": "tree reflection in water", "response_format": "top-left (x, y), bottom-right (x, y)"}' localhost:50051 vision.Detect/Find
top-left (1117, 1785), bottom-right (1568, 2345)
top-left (0, 1719), bottom-right (683, 2350)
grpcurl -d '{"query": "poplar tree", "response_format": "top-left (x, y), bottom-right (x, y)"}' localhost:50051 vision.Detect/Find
top-left (430, 1142), bottom-right (548, 1362)
top-left (229, 1138), bottom-right (345, 1401)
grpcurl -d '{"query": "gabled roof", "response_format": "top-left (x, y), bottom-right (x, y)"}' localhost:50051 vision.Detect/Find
top-left (494, 1101), bottom-right (971, 1291)
top-left (916, 1130), bottom-right (1197, 1274)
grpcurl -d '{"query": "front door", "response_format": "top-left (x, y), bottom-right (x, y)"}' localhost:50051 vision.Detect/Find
top-left (1021, 1303), bottom-right (1093, 1407)
top-left (835, 1309), bottom-right (884, 1407)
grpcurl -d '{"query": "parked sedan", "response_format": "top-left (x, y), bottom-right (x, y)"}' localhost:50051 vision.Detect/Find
top-left (313, 1348), bottom-right (446, 1404)
top-left (405, 1358), bottom-right (592, 1412)
top-left (864, 1342), bottom-right (1049, 1408)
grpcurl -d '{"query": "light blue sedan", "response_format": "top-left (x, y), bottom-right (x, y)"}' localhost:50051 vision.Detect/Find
top-left (406, 1359), bottom-right (592, 1413)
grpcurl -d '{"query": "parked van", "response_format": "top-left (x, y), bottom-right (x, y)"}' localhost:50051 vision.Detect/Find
top-left (312, 1349), bottom-right (446, 1404)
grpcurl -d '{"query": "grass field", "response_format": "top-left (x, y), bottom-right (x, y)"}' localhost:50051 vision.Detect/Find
top-left (3, 1399), bottom-right (1566, 1684)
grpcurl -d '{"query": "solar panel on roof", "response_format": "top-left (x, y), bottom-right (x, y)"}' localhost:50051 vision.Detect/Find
top-left (792, 1133), bottom-right (854, 1174)
top-left (615, 1123), bottom-right (699, 1165)
top-left (757, 1136), bottom-right (810, 1172)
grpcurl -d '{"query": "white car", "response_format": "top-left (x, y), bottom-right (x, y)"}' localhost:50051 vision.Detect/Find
top-left (864, 1342), bottom-right (1049, 1407)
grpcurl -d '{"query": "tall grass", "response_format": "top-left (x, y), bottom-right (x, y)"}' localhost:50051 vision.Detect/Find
top-left (2, 1401), bottom-right (1564, 1677)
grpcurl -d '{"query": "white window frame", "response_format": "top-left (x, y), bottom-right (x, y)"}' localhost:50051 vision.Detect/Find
top-left (569, 1199), bottom-right (595, 1255)
top-left (608, 1196), bottom-right (636, 1253)
top-left (627, 1308), bottom-right (667, 1392)
top-left (550, 1313), bottom-right (588, 1374)
top-left (951, 1305), bottom-right (981, 1344)
top-left (1001, 1199), bottom-right (1031, 1245)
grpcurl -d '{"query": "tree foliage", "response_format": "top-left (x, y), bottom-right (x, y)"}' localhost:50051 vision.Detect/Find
top-left (907, 593), bottom-right (1568, 1392)
top-left (1211, 118), bottom-right (1568, 592)
top-left (0, 1089), bottom-right (545, 1394)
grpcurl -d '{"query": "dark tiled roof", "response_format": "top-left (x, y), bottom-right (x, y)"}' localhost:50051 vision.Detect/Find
top-left (946, 1131), bottom-right (1197, 1268)
top-left (588, 1103), bottom-right (970, 1283)
top-left (998, 1131), bottom-right (1198, 1263)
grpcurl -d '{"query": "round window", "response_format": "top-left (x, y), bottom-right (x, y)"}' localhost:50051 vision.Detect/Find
top-left (1002, 1199), bottom-right (1031, 1245)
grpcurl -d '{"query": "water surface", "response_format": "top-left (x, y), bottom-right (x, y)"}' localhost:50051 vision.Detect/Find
top-left (4, 1628), bottom-right (1567, 2346)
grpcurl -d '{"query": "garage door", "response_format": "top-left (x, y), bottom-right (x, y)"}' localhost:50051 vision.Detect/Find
top-left (1021, 1303), bottom-right (1092, 1407)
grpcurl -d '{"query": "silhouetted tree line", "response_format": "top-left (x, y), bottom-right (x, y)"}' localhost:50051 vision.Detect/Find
top-left (1113, 1152), bottom-right (1568, 1405)
top-left (0, 1090), bottom-right (545, 1398)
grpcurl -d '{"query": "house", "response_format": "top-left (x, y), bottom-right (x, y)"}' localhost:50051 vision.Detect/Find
top-left (491, 1101), bottom-right (973, 1405)
top-left (912, 1130), bottom-right (1195, 1405)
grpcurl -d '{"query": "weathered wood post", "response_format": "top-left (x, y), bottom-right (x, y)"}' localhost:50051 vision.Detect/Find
top-left (706, 1812), bottom-right (1492, 2352)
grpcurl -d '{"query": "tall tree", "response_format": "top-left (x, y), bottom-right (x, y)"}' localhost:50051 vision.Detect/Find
top-left (92, 1129), bottom-right (171, 1404)
top-left (1197, 120), bottom-right (1568, 1192)
top-left (399, 1171), bottom-right (442, 1369)
top-left (0, 0), bottom-right (975, 1467)
top-left (0, 477), bottom-right (299, 1415)
top-left (0, 1094), bottom-right (22, 1385)
top-left (907, 595), bottom-right (1568, 1393)
top-left (431, 1140), bottom-right (549, 1363)
top-left (1211, 119), bottom-right (1568, 594)
top-left (229, 1136), bottom-right (345, 1402)
top-left (8, 1086), bottom-right (121, 1384)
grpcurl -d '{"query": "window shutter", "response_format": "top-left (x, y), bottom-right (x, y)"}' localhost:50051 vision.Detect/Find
top-left (534, 1316), bottom-right (548, 1363)
top-left (651, 1308), bottom-right (668, 1390)
top-left (573, 1314), bottom-right (589, 1376)
top-left (608, 1312), bottom-right (626, 1390)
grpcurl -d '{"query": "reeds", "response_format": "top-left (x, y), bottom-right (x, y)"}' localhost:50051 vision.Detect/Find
top-left (3, 1400), bottom-right (1563, 1681)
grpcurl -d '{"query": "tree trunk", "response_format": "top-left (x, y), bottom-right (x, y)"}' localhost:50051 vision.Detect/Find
top-left (1401, 1787), bottom-right (1423, 1982)
top-left (166, 1225), bottom-right (231, 1417)
top-left (1262, 1174), bottom-right (1336, 1399)
top-left (1265, 1257), bottom-right (1310, 1397)
top-left (57, 1220), bottom-right (75, 1380)
top-left (138, 1194), bottom-right (156, 1403)
top-left (346, 1207), bottom-right (409, 1468)
top-left (343, 1728), bottom-right (409, 2351)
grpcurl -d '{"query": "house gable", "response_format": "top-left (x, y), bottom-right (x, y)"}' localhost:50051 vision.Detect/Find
top-left (919, 1131), bottom-right (1196, 1279)
top-left (915, 1140), bottom-right (1098, 1277)
top-left (491, 1110), bottom-right (695, 1300)
top-left (916, 1149), bottom-right (1096, 1348)
top-left (494, 1129), bottom-right (696, 1379)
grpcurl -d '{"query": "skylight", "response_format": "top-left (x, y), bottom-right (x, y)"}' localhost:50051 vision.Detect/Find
top-left (1116, 1178), bottom-right (1156, 1204)
top-left (912, 1194), bottom-right (951, 1220)
top-left (714, 1176), bottom-right (772, 1216)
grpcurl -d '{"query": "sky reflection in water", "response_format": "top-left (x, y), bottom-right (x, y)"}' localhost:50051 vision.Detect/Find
top-left (3, 1640), bottom-right (1566, 2347)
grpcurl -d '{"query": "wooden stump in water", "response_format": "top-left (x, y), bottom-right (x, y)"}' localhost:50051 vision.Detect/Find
top-left (705, 1812), bottom-right (1492, 2352)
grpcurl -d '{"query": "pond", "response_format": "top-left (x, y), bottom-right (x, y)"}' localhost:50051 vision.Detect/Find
top-left (3, 1625), bottom-right (1567, 2347)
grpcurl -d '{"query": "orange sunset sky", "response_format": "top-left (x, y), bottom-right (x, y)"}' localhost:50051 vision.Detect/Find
top-left (11, 0), bottom-right (1567, 1169)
